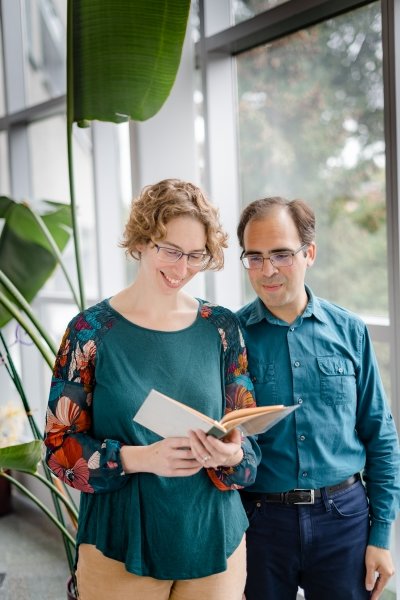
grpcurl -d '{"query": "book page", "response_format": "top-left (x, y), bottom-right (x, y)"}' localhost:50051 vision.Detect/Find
top-left (225, 405), bottom-right (300, 436)
top-left (133, 389), bottom-right (226, 438)
top-left (221, 404), bottom-right (285, 425)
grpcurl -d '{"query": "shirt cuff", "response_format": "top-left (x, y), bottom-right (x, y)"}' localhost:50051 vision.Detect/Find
top-left (368, 520), bottom-right (392, 549)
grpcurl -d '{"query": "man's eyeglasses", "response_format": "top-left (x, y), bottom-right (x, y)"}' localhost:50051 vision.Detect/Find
top-left (240, 244), bottom-right (308, 270)
top-left (154, 244), bottom-right (210, 268)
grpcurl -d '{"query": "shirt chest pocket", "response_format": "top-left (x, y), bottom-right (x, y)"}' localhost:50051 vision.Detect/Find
top-left (248, 361), bottom-right (278, 405)
top-left (317, 357), bottom-right (356, 406)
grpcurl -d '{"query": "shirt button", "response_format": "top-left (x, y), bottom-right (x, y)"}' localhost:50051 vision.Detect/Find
top-left (298, 398), bottom-right (303, 404)
top-left (299, 435), bottom-right (306, 441)
top-left (302, 472), bottom-right (308, 478)
top-left (338, 367), bottom-right (344, 374)
top-left (294, 361), bottom-right (300, 367)
top-left (289, 327), bottom-right (295, 332)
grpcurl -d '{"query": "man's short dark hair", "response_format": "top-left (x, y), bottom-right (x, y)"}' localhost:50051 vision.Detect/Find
top-left (237, 196), bottom-right (316, 249)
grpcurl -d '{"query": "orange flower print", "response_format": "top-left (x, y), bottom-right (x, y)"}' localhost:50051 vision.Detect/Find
top-left (45, 396), bottom-right (91, 448)
top-left (48, 437), bottom-right (93, 493)
top-left (57, 337), bottom-right (70, 370)
top-left (200, 305), bottom-right (212, 318)
top-left (226, 382), bottom-right (256, 412)
top-left (68, 340), bottom-right (96, 385)
top-left (234, 351), bottom-right (248, 376)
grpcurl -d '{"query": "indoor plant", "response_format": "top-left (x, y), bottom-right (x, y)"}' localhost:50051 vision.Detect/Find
top-left (0, 1), bottom-right (191, 597)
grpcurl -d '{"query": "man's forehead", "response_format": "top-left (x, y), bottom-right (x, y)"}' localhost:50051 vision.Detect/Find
top-left (244, 214), bottom-right (300, 246)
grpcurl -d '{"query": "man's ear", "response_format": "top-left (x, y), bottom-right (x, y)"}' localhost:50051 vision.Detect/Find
top-left (306, 242), bottom-right (316, 267)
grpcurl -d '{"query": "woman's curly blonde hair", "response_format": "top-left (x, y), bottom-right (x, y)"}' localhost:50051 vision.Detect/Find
top-left (120, 179), bottom-right (228, 271)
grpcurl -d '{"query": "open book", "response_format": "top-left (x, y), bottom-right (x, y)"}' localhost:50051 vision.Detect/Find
top-left (133, 389), bottom-right (299, 439)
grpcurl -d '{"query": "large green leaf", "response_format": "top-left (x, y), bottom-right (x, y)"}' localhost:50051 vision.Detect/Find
top-left (0, 197), bottom-right (72, 327)
top-left (0, 440), bottom-right (42, 473)
top-left (69, 0), bottom-right (191, 125)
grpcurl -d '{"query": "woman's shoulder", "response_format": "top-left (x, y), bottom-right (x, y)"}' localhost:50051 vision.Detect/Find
top-left (197, 299), bottom-right (243, 344)
top-left (197, 298), bottom-right (238, 322)
top-left (65, 298), bottom-right (118, 342)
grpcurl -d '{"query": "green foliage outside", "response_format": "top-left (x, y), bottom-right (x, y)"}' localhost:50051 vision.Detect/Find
top-left (237, 1), bottom-right (387, 317)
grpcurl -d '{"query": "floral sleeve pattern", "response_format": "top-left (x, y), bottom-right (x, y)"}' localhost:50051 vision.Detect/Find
top-left (199, 302), bottom-right (261, 491)
top-left (44, 302), bottom-right (128, 494)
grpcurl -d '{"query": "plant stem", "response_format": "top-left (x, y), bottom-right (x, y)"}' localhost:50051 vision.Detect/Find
top-left (0, 471), bottom-right (76, 546)
top-left (0, 292), bottom-right (54, 369)
top-left (25, 208), bottom-right (81, 309)
top-left (0, 334), bottom-right (79, 515)
top-left (27, 470), bottom-right (79, 522)
top-left (67, 1), bottom-right (86, 312)
top-left (0, 352), bottom-right (42, 440)
top-left (0, 270), bottom-right (57, 355)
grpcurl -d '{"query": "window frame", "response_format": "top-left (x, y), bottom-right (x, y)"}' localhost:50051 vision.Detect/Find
top-left (196, 1), bottom-right (400, 595)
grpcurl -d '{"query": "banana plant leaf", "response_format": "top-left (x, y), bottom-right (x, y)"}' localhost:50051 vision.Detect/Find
top-left (0, 197), bottom-right (72, 327)
top-left (0, 440), bottom-right (42, 473)
top-left (69, 0), bottom-right (191, 125)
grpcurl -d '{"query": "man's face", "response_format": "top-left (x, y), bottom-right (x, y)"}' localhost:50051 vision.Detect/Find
top-left (242, 207), bottom-right (316, 323)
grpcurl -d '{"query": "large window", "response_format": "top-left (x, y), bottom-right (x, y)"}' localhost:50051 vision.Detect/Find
top-left (234, 0), bottom-right (289, 24)
top-left (23, 0), bottom-right (67, 106)
top-left (0, 132), bottom-right (10, 195)
top-left (237, 2), bottom-right (386, 317)
top-left (0, 0), bottom-right (127, 428)
top-left (198, 1), bottom-right (400, 596)
top-left (29, 117), bottom-right (98, 299)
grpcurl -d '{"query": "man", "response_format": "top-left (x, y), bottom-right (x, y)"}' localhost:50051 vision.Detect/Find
top-left (236, 197), bottom-right (400, 600)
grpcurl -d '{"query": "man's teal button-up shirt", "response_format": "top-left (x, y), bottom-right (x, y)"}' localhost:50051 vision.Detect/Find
top-left (237, 286), bottom-right (400, 548)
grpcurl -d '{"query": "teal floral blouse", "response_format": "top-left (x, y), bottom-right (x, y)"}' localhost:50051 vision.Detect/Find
top-left (44, 299), bottom-right (260, 579)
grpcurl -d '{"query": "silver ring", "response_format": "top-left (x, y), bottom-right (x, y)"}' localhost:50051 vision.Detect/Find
top-left (203, 454), bottom-right (211, 462)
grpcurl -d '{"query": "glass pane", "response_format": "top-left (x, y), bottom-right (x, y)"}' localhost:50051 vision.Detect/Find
top-left (373, 340), bottom-right (391, 402)
top-left (45, 302), bottom-right (79, 349)
top-left (0, 20), bottom-right (5, 117)
top-left (237, 2), bottom-right (387, 318)
top-left (0, 132), bottom-right (10, 195)
top-left (28, 116), bottom-right (98, 299)
top-left (233, 0), bottom-right (289, 24)
top-left (22, 0), bottom-right (67, 106)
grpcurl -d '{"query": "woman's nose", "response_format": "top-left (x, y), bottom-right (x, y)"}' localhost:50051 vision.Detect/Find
top-left (173, 255), bottom-right (189, 277)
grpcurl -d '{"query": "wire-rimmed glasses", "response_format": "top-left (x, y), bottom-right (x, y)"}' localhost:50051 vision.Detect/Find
top-left (154, 244), bottom-right (210, 268)
top-left (240, 244), bottom-right (308, 270)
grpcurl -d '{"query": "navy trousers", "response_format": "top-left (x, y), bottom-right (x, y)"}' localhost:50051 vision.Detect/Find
top-left (241, 480), bottom-right (371, 600)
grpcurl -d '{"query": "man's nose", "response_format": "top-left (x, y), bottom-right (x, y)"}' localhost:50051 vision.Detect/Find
top-left (261, 257), bottom-right (278, 276)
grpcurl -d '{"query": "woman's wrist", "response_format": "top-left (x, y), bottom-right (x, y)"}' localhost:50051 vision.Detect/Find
top-left (221, 447), bottom-right (244, 468)
top-left (121, 444), bottom-right (149, 473)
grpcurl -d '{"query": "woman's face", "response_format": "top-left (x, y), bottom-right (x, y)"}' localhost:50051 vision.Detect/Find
top-left (138, 215), bottom-right (208, 294)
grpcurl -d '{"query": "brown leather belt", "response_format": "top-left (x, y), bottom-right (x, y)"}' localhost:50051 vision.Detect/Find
top-left (240, 474), bottom-right (360, 505)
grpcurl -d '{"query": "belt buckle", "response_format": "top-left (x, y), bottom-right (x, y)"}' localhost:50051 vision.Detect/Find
top-left (292, 488), bottom-right (315, 504)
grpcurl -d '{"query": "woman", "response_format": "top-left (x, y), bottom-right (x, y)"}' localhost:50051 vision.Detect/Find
top-left (44, 178), bottom-right (260, 600)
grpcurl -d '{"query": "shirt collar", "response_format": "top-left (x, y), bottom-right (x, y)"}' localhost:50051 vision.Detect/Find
top-left (244, 285), bottom-right (326, 326)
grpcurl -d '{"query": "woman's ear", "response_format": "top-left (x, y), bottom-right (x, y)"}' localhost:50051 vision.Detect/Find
top-left (136, 242), bottom-right (146, 255)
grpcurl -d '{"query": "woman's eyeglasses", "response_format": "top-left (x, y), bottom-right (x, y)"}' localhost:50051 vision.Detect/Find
top-left (154, 244), bottom-right (210, 267)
